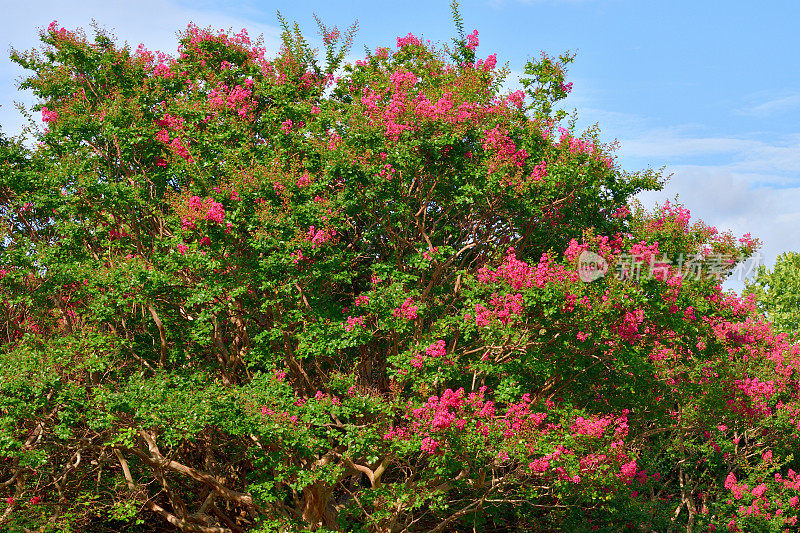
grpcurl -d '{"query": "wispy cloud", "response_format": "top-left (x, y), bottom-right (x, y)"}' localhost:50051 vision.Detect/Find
top-left (574, 106), bottom-right (800, 289)
top-left (636, 164), bottom-right (800, 290)
top-left (739, 92), bottom-right (800, 117)
top-left (619, 131), bottom-right (800, 186)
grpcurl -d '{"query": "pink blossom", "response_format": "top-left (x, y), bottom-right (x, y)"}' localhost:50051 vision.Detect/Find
top-left (529, 160), bottom-right (547, 182)
top-left (420, 437), bottom-right (439, 454)
top-left (425, 340), bottom-right (447, 358)
top-left (611, 206), bottom-right (630, 219)
top-left (205, 200), bottom-right (225, 224)
top-left (466, 29), bottom-right (479, 51)
top-left (305, 226), bottom-right (335, 248)
top-left (619, 460), bottom-right (637, 483)
top-left (153, 63), bottom-right (174, 78)
top-left (290, 250), bottom-right (306, 265)
top-left (393, 298), bottom-right (418, 320)
top-left (397, 33), bottom-right (422, 48)
top-left (344, 315), bottom-right (365, 332)
top-left (422, 246), bottom-right (438, 261)
top-left (529, 458), bottom-right (549, 473)
top-left (41, 106), bottom-right (59, 123)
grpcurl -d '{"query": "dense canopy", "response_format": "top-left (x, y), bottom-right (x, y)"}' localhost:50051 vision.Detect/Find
top-left (0, 10), bottom-right (797, 533)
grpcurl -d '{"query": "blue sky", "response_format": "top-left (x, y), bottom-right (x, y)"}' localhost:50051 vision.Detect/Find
top-left (1, 0), bottom-right (798, 289)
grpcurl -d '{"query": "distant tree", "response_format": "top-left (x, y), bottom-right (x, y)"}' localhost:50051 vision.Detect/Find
top-left (745, 251), bottom-right (800, 339)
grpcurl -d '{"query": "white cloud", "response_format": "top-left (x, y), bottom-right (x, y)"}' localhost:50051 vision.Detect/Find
top-left (618, 131), bottom-right (800, 187)
top-left (634, 162), bottom-right (800, 292)
top-left (739, 92), bottom-right (800, 117)
top-left (580, 109), bottom-right (800, 292)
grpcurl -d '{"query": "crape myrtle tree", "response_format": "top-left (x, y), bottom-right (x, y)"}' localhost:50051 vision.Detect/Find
top-left (0, 5), bottom-right (799, 532)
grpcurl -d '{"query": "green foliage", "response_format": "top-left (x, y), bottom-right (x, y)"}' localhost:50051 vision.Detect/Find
top-left (745, 251), bottom-right (800, 339)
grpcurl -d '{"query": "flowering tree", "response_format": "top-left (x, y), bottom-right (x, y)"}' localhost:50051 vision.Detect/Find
top-left (0, 8), bottom-right (798, 533)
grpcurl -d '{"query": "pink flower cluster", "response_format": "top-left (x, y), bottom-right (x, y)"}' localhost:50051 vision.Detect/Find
top-left (619, 460), bottom-right (638, 484)
top-left (344, 315), bottom-right (365, 332)
top-left (182, 195), bottom-right (225, 229)
top-left (476, 54), bottom-right (497, 71)
top-left (323, 27), bottom-right (340, 45)
top-left (305, 226), bottom-right (336, 248)
top-left (153, 62), bottom-right (174, 78)
top-left (488, 293), bottom-right (525, 325)
top-left (155, 120), bottom-right (193, 162)
top-left (611, 206), bottom-right (630, 219)
top-left (506, 90), bottom-right (525, 108)
top-left (290, 249), bottom-right (306, 265)
top-left (389, 69), bottom-right (418, 91)
top-left (616, 309), bottom-right (645, 342)
top-left (482, 125), bottom-right (529, 169)
top-left (169, 138), bottom-right (192, 161)
top-left (393, 298), bottom-right (418, 320)
top-left (422, 246), bottom-right (438, 261)
top-left (157, 113), bottom-right (184, 130)
top-left (420, 437), bottom-right (439, 454)
top-left (207, 82), bottom-right (254, 118)
top-left (570, 415), bottom-right (615, 438)
top-left (47, 20), bottom-right (69, 38)
top-left (629, 240), bottom-right (660, 265)
top-left (377, 163), bottom-right (397, 180)
top-left (478, 248), bottom-right (576, 291)
top-left (425, 340), bottom-right (447, 358)
top-left (566, 136), bottom-right (595, 156)
top-left (396, 33), bottom-right (422, 48)
top-left (410, 340), bottom-right (450, 369)
top-left (529, 160), bottom-right (547, 182)
top-left (465, 29), bottom-right (479, 51)
top-left (41, 106), bottom-right (59, 123)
